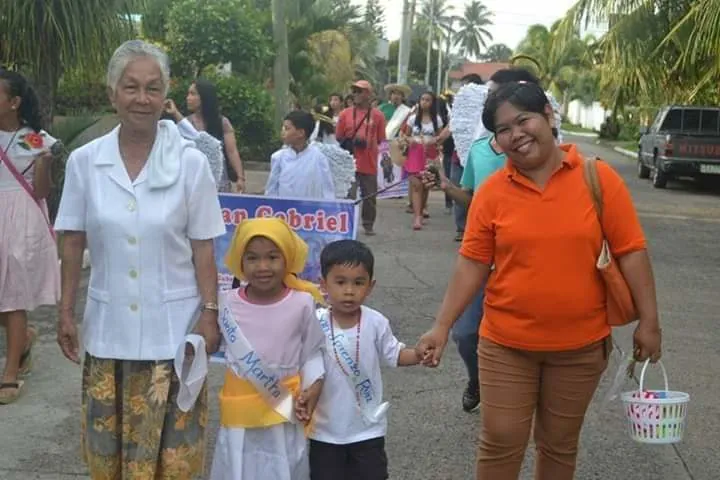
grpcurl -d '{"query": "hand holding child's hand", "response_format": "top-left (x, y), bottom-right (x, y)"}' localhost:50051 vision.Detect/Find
top-left (295, 379), bottom-right (324, 424)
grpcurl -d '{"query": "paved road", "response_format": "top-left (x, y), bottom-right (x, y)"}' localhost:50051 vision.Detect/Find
top-left (1, 136), bottom-right (718, 479)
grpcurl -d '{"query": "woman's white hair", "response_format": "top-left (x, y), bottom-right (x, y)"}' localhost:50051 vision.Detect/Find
top-left (106, 40), bottom-right (170, 93)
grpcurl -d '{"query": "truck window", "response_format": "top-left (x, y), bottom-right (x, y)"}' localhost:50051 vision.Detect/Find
top-left (661, 109), bottom-right (682, 131)
top-left (683, 109), bottom-right (701, 132)
top-left (700, 110), bottom-right (720, 135)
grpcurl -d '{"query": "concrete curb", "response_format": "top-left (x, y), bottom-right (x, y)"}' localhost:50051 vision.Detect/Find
top-left (613, 146), bottom-right (637, 159)
top-left (561, 129), bottom-right (599, 138)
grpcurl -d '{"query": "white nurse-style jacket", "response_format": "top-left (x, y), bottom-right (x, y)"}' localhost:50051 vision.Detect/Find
top-left (55, 120), bottom-right (226, 361)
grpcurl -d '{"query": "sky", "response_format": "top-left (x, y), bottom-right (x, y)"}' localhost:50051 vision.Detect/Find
top-left (352, 0), bottom-right (608, 51)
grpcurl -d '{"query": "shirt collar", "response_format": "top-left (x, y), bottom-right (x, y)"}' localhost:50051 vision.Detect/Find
top-left (504, 143), bottom-right (579, 178)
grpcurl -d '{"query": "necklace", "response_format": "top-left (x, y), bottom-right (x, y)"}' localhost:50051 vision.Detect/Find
top-left (329, 309), bottom-right (361, 378)
top-left (1, 129), bottom-right (19, 155)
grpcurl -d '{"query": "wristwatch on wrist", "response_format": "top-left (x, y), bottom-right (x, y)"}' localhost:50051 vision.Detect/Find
top-left (201, 302), bottom-right (219, 313)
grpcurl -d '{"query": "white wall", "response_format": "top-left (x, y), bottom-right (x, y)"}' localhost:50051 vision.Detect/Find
top-left (567, 100), bottom-right (609, 132)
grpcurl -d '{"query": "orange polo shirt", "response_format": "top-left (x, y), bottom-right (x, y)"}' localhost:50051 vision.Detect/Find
top-left (460, 144), bottom-right (647, 351)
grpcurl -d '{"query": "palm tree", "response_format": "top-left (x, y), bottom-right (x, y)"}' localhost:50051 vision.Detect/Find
top-left (558, 0), bottom-right (719, 110)
top-left (513, 23), bottom-right (595, 114)
top-left (417, 0), bottom-right (454, 86)
top-left (453, 0), bottom-right (493, 59)
top-left (286, 0), bottom-right (376, 104)
top-left (0, 0), bottom-right (142, 128)
top-left (482, 43), bottom-right (513, 62)
top-left (436, 16), bottom-right (457, 92)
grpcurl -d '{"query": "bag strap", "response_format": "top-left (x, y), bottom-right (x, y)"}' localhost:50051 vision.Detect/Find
top-left (0, 147), bottom-right (35, 197)
top-left (583, 156), bottom-right (604, 219)
top-left (0, 147), bottom-right (56, 240)
top-left (350, 108), bottom-right (372, 140)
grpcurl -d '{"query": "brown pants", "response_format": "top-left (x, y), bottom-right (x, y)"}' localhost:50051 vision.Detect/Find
top-left (348, 173), bottom-right (378, 230)
top-left (476, 337), bottom-right (610, 480)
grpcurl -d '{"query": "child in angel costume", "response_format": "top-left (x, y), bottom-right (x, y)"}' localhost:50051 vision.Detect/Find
top-left (265, 110), bottom-right (355, 201)
top-left (450, 68), bottom-right (563, 168)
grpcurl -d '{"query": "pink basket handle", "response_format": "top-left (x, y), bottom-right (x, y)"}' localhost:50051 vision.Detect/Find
top-left (638, 359), bottom-right (670, 392)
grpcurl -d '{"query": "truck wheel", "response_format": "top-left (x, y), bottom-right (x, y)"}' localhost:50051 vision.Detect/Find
top-left (652, 165), bottom-right (668, 189)
top-left (637, 154), bottom-right (650, 179)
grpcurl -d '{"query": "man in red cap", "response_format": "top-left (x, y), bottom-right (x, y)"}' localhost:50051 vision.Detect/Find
top-left (336, 80), bottom-right (386, 235)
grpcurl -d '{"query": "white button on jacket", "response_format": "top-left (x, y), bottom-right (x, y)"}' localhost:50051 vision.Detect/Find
top-left (55, 124), bottom-right (226, 361)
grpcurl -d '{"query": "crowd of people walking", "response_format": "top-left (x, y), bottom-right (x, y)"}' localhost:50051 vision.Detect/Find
top-left (0, 37), bottom-right (664, 480)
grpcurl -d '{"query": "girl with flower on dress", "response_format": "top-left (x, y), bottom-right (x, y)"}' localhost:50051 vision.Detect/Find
top-left (0, 70), bottom-right (60, 404)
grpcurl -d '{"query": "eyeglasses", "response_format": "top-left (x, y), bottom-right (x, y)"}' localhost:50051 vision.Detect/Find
top-left (351, 87), bottom-right (365, 94)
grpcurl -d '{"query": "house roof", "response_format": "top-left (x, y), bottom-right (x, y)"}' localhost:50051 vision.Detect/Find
top-left (448, 62), bottom-right (511, 81)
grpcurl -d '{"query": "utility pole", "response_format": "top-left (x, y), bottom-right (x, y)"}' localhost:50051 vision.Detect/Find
top-left (436, 42), bottom-right (443, 95)
top-left (424, 0), bottom-right (434, 87)
top-left (397, 0), bottom-right (416, 84)
top-left (271, 0), bottom-right (290, 126)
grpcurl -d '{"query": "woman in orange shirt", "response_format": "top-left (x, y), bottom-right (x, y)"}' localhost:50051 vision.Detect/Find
top-left (417, 82), bottom-right (662, 480)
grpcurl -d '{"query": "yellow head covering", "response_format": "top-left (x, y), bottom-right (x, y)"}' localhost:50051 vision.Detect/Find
top-left (224, 217), bottom-right (324, 304)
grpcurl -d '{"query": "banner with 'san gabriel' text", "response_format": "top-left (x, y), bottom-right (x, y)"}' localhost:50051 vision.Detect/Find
top-left (215, 194), bottom-right (360, 290)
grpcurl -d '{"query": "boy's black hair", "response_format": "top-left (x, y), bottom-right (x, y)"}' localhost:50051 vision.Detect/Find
top-left (461, 73), bottom-right (485, 85)
top-left (284, 110), bottom-right (315, 140)
top-left (320, 240), bottom-right (374, 279)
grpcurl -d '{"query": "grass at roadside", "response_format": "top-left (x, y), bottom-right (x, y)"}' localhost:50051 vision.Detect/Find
top-left (619, 141), bottom-right (637, 151)
top-left (562, 123), bottom-right (598, 134)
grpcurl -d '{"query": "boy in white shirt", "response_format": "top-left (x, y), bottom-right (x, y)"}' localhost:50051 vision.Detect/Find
top-left (311, 240), bottom-right (420, 479)
top-left (264, 110), bottom-right (336, 200)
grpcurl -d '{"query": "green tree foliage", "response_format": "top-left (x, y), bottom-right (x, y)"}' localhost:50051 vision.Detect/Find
top-left (481, 44), bottom-right (513, 62)
top-left (365, 0), bottom-right (385, 37)
top-left (166, 0), bottom-right (272, 77)
top-left (388, 34), bottom-right (439, 87)
top-left (141, 0), bottom-right (172, 41)
top-left (513, 23), bottom-right (597, 113)
top-left (0, 0), bottom-right (142, 127)
top-left (559, 0), bottom-right (720, 113)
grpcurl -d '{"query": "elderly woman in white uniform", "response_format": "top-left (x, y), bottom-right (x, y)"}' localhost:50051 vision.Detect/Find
top-left (55, 40), bottom-right (225, 479)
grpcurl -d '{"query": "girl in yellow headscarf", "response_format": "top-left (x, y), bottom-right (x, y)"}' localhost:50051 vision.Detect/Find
top-left (210, 217), bottom-right (325, 480)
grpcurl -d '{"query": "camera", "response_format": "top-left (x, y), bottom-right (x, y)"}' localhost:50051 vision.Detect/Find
top-left (340, 137), bottom-right (368, 154)
top-left (353, 138), bottom-right (367, 149)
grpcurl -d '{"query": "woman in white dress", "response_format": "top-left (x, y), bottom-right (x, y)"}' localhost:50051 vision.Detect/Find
top-left (0, 70), bottom-right (59, 404)
top-left (55, 40), bottom-right (225, 478)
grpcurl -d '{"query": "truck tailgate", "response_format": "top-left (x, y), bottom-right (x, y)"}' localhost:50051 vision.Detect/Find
top-left (673, 136), bottom-right (720, 160)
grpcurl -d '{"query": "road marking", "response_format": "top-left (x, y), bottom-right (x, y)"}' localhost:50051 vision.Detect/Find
top-left (637, 211), bottom-right (720, 223)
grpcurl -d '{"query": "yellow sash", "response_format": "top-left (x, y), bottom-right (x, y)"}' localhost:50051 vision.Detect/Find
top-left (219, 369), bottom-right (301, 428)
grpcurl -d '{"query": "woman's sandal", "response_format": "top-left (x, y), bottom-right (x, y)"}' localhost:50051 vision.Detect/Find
top-left (0, 381), bottom-right (24, 405)
top-left (412, 218), bottom-right (423, 231)
top-left (18, 326), bottom-right (38, 377)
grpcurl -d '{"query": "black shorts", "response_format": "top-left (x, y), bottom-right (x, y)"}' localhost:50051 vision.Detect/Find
top-left (309, 437), bottom-right (388, 480)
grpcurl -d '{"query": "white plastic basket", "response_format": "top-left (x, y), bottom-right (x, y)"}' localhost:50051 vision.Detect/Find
top-left (620, 360), bottom-right (690, 444)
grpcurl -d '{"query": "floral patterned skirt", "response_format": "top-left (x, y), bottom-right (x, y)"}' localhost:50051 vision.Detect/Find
top-left (81, 354), bottom-right (208, 479)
